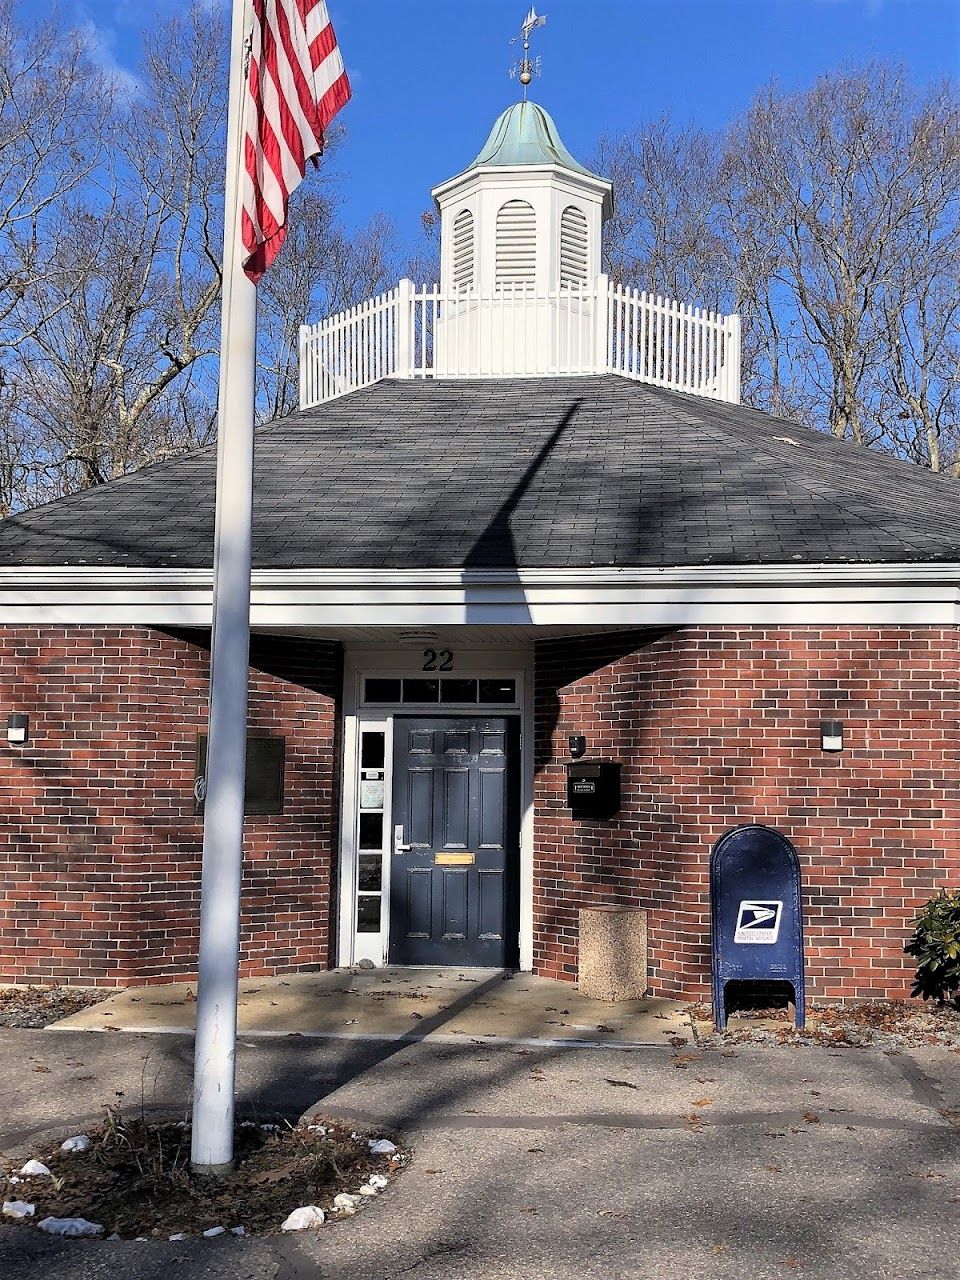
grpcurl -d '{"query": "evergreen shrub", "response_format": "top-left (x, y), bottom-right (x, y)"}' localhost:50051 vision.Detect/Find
top-left (904, 890), bottom-right (960, 1005)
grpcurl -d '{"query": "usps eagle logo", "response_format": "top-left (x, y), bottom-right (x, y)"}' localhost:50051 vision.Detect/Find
top-left (734, 900), bottom-right (783, 944)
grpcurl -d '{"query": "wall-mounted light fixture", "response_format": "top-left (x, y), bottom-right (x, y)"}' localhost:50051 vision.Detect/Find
top-left (6, 713), bottom-right (28, 744)
top-left (820, 720), bottom-right (843, 753)
top-left (568, 734), bottom-right (586, 759)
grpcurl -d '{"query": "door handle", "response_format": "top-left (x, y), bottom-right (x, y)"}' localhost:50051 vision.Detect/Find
top-left (393, 824), bottom-right (412, 854)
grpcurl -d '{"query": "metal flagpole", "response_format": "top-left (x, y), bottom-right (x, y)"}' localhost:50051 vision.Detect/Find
top-left (191, 0), bottom-right (257, 1173)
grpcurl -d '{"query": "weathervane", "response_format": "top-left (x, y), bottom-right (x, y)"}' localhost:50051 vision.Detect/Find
top-left (509, 7), bottom-right (547, 100)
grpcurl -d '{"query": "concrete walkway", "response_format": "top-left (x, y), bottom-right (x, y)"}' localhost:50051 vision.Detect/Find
top-left (0, 1027), bottom-right (958, 1280)
top-left (49, 968), bottom-right (692, 1048)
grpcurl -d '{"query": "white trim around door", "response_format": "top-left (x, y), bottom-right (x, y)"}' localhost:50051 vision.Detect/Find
top-left (336, 647), bottom-right (535, 972)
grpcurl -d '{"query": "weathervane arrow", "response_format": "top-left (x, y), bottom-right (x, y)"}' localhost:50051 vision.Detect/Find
top-left (509, 6), bottom-right (547, 97)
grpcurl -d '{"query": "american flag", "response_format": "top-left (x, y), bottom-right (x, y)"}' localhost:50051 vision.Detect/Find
top-left (241, 0), bottom-right (350, 283)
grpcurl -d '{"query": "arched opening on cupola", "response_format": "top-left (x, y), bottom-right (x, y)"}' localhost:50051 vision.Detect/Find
top-left (451, 208), bottom-right (475, 292)
top-left (495, 199), bottom-right (536, 288)
top-left (559, 205), bottom-right (588, 286)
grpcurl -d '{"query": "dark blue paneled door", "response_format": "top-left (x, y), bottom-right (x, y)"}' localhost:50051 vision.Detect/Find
top-left (389, 718), bottom-right (520, 967)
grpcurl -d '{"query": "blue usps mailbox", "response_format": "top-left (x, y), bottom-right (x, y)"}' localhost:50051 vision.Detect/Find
top-left (710, 824), bottom-right (805, 1029)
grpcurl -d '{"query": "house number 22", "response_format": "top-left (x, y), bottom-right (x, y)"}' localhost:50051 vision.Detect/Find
top-left (422, 648), bottom-right (454, 671)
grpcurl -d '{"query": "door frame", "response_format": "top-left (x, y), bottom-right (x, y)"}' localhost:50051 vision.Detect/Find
top-left (337, 647), bottom-right (534, 970)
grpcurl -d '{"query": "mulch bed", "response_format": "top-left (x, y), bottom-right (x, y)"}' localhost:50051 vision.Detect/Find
top-left (692, 998), bottom-right (960, 1050)
top-left (2, 1114), bottom-right (404, 1239)
top-left (0, 986), bottom-right (109, 1029)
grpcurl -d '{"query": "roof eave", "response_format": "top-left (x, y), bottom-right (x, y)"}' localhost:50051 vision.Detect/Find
top-left (1, 561), bottom-right (957, 629)
top-left (431, 163), bottom-right (614, 218)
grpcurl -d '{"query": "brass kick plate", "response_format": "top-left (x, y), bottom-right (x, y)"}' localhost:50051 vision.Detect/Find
top-left (435, 852), bottom-right (475, 866)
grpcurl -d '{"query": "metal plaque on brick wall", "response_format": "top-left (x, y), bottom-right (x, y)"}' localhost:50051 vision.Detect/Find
top-left (710, 824), bottom-right (805, 1029)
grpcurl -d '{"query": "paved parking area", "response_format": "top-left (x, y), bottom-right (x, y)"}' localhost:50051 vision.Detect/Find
top-left (0, 1023), bottom-right (958, 1280)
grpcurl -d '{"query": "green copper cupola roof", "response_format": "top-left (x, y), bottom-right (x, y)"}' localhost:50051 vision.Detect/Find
top-left (468, 100), bottom-right (602, 181)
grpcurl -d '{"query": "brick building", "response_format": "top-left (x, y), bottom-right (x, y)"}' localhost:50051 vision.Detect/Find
top-left (1, 102), bottom-right (958, 1002)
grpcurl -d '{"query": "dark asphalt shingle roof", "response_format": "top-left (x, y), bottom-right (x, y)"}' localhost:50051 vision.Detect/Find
top-left (1, 375), bottom-right (958, 570)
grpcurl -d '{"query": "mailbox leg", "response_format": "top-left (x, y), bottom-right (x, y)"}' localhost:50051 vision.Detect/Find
top-left (794, 983), bottom-right (805, 1030)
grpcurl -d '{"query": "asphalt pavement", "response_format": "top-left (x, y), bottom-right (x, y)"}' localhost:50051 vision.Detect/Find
top-left (0, 1026), bottom-right (958, 1280)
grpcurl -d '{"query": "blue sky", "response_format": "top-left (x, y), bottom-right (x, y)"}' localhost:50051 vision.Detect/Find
top-left (60, 1), bottom-right (960, 248)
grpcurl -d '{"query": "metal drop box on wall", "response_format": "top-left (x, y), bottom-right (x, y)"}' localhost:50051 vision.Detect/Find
top-left (566, 760), bottom-right (621, 819)
top-left (710, 823), bottom-right (805, 1029)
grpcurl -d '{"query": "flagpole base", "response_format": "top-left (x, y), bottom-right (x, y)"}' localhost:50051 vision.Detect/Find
top-left (190, 1160), bottom-right (235, 1177)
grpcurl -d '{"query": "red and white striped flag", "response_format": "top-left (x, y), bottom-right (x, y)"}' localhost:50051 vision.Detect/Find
top-left (241, 0), bottom-right (350, 283)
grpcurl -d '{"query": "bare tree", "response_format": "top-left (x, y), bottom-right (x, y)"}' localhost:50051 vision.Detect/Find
top-left (593, 116), bottom-right (732, 312)
top-left (876, 87), bottom-right (960, 473)
top-left (726, 66), bottom-right (959, 446)
top-left (8, 2), bottom-right (226, 496)
top-left (404, 207), bottom-right (441, 285)
top-left (0, 0), bottom-right (113, 509)
top-left (0, 1), bottom-right (111, 338)
top-left (881, 256), bottom-right (960, 474)
top-left (257, 197), bottom-right (399, 419)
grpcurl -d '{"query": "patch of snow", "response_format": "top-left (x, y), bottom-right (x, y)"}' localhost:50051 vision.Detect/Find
top-left (135, 1237), bottom-right (148, 1242)
top-left (359, 1185), bottom-right (378, 1197)
top-left (168, 1233), bottom-right (187, 1241)
top-left (230, 1226), bottom-right (245, 1236)
top-left (60, 1135), bottom-right (92, 1153)
top-left (19, 1161), bottom-right (51, 1177)
top-left (203, 1226), bottom-right (225, 1238)
top-left (106, 1233), bottom-right (121, 1241)
top-left (38, 1216), bottom-right (104, 1237)
top-left (367, 1173), bottom-right (389, 1190)
top-left (3, 1201), bottom-right (35, 1219)
top-left (281, 1206), bottom-right (325, 1231)
top-left (368, 1138), bottom-right (397, 1156)
top-left (7, 1176), bottom-right (20, 1184)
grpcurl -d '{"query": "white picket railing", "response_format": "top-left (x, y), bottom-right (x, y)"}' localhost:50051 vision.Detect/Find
top-left (299, 275), bottom-right (740, 409)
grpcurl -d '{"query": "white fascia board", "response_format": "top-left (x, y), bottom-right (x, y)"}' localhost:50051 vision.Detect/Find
top-left (432, 164), bottom-right (612, 212)
top-left (0, 563), bottom-right (958, 627)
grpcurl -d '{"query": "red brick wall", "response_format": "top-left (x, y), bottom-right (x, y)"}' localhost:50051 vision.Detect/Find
top-left (534, 627), bottom-right (960, 1002)
top-left (0, 626), bottom-right (342, 986)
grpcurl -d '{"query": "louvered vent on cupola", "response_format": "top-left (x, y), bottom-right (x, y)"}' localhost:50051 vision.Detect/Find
top-left (559, 205), bottom-right (588, 286)
top-left (452, 208), bottom-right (474, 291)
top-left (495, 199), bottom-right (536, 287)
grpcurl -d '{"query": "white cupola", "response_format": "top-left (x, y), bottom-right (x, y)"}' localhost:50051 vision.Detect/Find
top-left (431, 100), bottom-right (613, 296)
top-left (298, 99), bottom-right (741, 406)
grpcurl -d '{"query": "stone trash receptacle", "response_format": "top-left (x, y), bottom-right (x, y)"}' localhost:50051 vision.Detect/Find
top-left (577, 906), bottom-right (648, 1001)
